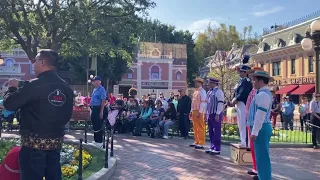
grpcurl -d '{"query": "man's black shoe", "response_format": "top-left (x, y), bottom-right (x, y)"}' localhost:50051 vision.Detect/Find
top-left (194, 145), bottom-right (204, 149)
top-left (252, 175), bottom-right (259, 180)
top-left (247, 170), bottom-right (257, 176)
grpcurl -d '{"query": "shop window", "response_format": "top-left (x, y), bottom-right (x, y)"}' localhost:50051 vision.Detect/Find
top-left (291, 59), bottom-right (295, 74)
top-left (272, 62), bottom-right (281, 76)
top-left (308, 56), bottom-right (314, 73)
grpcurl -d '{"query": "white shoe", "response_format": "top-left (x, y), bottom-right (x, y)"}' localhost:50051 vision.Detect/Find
top-left (163, 135), bottom-right (168, 139)
top-left (239, 143), bottom-right (247, 148)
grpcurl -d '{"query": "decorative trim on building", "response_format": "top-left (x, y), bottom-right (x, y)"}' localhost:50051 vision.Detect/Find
top-left (137, 58), bottom-right (174, 63)
top-left (175, 69), bottom-right (183, 73)
top-left (288, 31), bottom-right (298, 46)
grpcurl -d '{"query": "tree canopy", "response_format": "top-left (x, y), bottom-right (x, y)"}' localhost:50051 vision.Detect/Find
top-left (195, 23), bottom-right (260, 98)
top-left (0, 0), bottom-right (155, 59)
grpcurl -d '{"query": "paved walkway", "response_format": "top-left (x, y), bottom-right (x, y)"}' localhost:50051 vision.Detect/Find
top-left (2, 131), bottom-right (320, 180)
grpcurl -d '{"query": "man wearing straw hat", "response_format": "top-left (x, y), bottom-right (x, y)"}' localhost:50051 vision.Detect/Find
top-left (204, 77), bottom-right (224, 155)
top-left (245, 67), bottom-right (263, 177)
top-left (247, 70), bottom-right (274, 180)
top-left (232, 64), bottom-right (252, 147)
top-left (189, 77), bottom-right (207, 149)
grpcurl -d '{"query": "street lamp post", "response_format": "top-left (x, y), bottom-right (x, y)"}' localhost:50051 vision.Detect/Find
top-left (301, 20), bottom-right (320, 93)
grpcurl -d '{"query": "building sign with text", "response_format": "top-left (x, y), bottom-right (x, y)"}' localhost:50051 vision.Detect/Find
top-left (270, 77), bottom-right (315, 86)
top-left (141, 82), bottom-right (168, 89)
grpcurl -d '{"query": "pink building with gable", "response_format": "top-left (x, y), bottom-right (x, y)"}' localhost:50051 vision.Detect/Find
top-left (0, 49), bottom-right (35, 92)
top-left (115, 42), bottom-right (187, 98)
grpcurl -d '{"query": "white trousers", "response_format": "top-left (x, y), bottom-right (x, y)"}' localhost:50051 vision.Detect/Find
top-left (236, 101), bottom-right (246, 146)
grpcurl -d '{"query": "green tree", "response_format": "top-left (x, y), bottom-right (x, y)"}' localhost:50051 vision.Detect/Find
top-left (0, 0), bottom-right (155, 59)
top-left (207, 56), bottom-right (238, 100)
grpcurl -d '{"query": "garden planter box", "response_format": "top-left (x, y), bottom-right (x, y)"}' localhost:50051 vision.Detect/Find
top-left (72, 107), bottom-right (91, 121)
top-left (230, 143), bottom-right (252, 166)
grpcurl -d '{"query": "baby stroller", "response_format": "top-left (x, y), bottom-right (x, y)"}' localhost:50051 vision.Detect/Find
top-left (107, 99), bottom-right (125, 133)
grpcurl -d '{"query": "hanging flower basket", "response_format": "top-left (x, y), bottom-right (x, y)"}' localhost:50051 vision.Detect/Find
top-left (72, 106), bottom-right (91, 121)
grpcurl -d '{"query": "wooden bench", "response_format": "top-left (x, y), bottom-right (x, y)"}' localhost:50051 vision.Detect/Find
top-left (230, 143), bottom-right (252, 166)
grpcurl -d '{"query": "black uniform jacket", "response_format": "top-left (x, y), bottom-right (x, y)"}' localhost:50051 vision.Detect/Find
top-left (233, 77), bottom-right (252, 104)
top-left (3, 70), bottom-right (73, 139)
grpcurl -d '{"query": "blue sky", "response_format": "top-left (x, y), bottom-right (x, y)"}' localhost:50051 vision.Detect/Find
top-left (148, 0), bottom-right (320, 35)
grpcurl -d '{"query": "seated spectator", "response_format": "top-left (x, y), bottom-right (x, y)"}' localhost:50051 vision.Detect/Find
top-left (0, 146), bottom-right (21, 180)
top-left (159, 103), bottom-right (176, 139)
top-left (149, 100), bottom-right (165, 138)
top-left (134, 100), bottom-right (152, 136)
top-left (172, 95), bottom-right (179, 110)
top-left (124, 99), bottom-right (141, 134)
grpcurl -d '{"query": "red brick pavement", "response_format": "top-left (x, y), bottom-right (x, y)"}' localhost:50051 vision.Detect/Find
top-left (2, 131), bottom-right (320, 180)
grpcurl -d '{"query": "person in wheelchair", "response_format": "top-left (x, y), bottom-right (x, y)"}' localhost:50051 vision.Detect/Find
top-left (0, 99), bottom-right (15, 131)
top-left (159, 103), bottom-right (177, 139)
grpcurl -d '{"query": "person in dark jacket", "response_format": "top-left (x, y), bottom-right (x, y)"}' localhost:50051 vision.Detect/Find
top-left (3, 49), bottom-right (73, 180)
top-left (232, 63), bottom-right (253, 147)
top-left (177, 88), bottom-right (192, 139)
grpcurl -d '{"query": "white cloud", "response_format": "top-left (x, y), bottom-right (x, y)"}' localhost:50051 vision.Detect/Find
top-left (179, 18), bottom-right (219, 34)
top-left (252, 6), bottom-right (284, 17)
top-left (240, 18), bottom-right (248, 22)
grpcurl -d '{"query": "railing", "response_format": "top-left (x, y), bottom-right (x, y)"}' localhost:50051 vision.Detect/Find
top-left (263, 10), bottom-right (320, 36)
top-left (0, 66), bottom-right (22, 73)
top-left (185, 121), bottom-right (315, 144)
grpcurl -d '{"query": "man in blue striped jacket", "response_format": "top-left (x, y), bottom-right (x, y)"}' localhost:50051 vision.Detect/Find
top-left (247, 70), bottom-right (274, 180)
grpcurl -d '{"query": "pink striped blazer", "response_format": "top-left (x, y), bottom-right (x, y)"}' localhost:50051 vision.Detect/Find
top-left (245, 89), bottom-right (257, 119)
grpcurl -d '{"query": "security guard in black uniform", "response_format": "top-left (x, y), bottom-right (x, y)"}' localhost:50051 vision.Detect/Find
top-left (3, 49), bottom-right (73, 180)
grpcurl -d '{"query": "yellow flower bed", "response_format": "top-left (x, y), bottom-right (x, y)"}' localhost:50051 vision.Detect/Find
top-left (61, 148), bottom-right (92, 178)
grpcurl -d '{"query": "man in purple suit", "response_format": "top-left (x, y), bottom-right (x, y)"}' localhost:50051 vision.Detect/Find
top-left (204, 77), bottom-right (225, 155)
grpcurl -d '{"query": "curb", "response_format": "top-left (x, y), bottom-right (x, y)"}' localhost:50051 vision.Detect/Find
top-left (64, 139), bottom-right (117, 180)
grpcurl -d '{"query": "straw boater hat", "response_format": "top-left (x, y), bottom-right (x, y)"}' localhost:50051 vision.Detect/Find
top-left (247, 67), bottom-right (264, 74)
top-left (207, 77), bottom-right (220, 84)
top-left (194, 77), bottom-right (204, 83)
top-left (0, 146), bottom-right (21, 180)
top-left (249, 70), bottom-right (274, 82)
